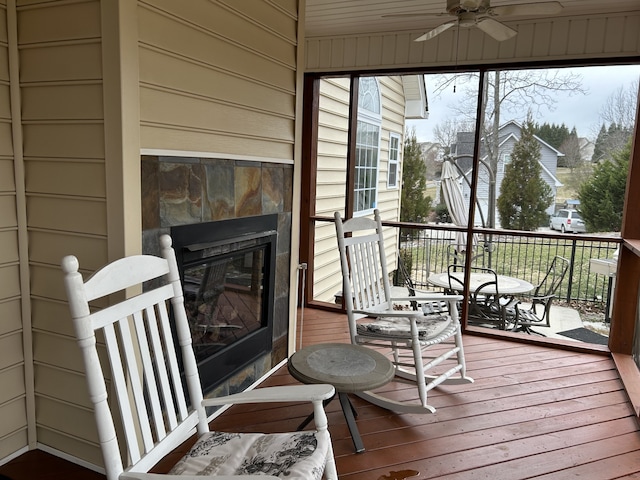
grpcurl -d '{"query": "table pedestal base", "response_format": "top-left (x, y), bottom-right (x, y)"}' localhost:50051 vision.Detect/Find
top-left (297, 392), bottom-right (364, 453)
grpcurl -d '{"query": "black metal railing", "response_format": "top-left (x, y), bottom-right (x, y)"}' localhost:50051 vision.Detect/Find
top-left (393, 224), bottom-right (621, 309)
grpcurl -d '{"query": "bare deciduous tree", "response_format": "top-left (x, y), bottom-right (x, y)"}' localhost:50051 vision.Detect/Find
top-left (429, 69), bottom-right (587, 228)
top-left (598, 78), bottom-right (639, 130)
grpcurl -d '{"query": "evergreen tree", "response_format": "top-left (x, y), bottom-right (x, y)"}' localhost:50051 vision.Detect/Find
top-left (579, 140), bottom-right (630, 232)
top-left (591, 123), bottom-right (632, 163)
top-left (533, 122), bottom-right (571, 150)
top-left (497, 117), bottom-right (553, 231)
top-left (400, 129), bottom-right (431, 237)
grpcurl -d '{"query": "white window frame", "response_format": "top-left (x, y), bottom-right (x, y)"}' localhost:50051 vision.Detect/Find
top-left (354, 77), bottom-right (382, 215)
top-left (388, 132), bottom-right (401, 189)
top-left (498, 152), bottom-right (512, 174)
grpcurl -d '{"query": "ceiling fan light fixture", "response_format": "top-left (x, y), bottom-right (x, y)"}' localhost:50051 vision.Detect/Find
top-left (409, 0), bottom-right (564, 42)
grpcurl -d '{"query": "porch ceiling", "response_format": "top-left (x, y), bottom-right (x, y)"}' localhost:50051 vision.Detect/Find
top-left (305, 0), bottom-right (639, 39)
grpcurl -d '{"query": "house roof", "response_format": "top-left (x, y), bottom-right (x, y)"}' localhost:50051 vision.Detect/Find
top-left (401, 75), bottom-right (429, 119)
top-left (455, 120), bottom-right (564, 187)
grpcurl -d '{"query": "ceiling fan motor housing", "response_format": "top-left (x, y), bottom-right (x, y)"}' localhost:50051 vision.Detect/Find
top-left (447, 0), bottom-right (490, 14)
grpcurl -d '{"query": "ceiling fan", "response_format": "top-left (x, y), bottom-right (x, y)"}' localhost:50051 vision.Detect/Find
top-left (384, 0), bottom-right (564, 42)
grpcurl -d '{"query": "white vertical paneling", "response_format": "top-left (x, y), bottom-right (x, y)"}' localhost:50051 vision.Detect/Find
top-left (305, 13), bottom-right (640, 72)
top-left (549, 19), bottom-right (570, 57)
top-left (585, 17), bottom-right (607, 54)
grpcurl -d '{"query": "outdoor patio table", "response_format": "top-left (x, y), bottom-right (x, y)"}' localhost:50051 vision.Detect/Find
top-left (427, 271), bottom-right (534, 296)
top-left (427, 271), bottom-right (535, 330)
top-left (288, 342), bottom-right (395, 453)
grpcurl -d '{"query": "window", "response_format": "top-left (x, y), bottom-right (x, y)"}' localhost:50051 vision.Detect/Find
top-left (354, 77), bottom-right (381, 213)
top-left (388, 133), bottom-right (401, 189)
top-left (498, 153), bottom-right (511, 174)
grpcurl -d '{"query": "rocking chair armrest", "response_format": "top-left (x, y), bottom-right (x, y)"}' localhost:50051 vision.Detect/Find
top-left (201, 384), bottom-right (335, 407)
top-left (355, 308), bottom-right (425, 319)
top-left (122, 473), bottom-right (279, 480)
top-left (389, 294), bottom-right (463, 303)
top-left (399, 287), bottom-right (464, 300)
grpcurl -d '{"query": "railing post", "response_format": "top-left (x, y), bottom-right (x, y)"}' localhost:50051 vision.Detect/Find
top-left (566, 239), bottom-right (578, 303)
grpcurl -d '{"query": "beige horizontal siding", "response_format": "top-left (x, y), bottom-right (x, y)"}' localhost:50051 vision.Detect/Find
top-left (306, 12), bottom-right (640, 72)
top-left (36, 427), bottom-right (102, 467)
top-left (0, 264), bottom-right (20, 299)
top-left (0, 85), bottom-right (10, 116)
top-left (22, 123), bottom-right (104, 159)
top-left (29, 230), bottom-right (107, 271)
top-left (21, 84), bottom-right (103, 121)
top-left (138, 0), bottom-right (297, 160)
top-left (0, 429), bottom-right (27, 463)
top-left (0, 299), bottom-right (21, 336)
top-left (0, 331), bottom-right (23, 371)
top-left (25, 159), bottom-right (106, 198)
top-left (19, 43), bottom-right (102, 82)
top-left (140, 88), bottom-right (294, 143)
top-left (32, 331), bottom-right (86, 376)
top-left (26, 195), bottom-right (106, 236)
top-left (0, 230), bottom-right (17, 265)
top-left (34, 391), bottom-right (97, 443)
top-left (17, 0), bottom-right (100, 44)
top-left (13, 0), bottom-right (107, 464)
top-left (0, 123), bottom-right (12, 156)
top-left (0, 160), bottom-right (16, 191)
top-left (0, 364), bottom-right (25, 405)
top-left (0, 397), bottom-right (27, 447)
top-left (139, 48), bottom-right (295, 117)
top-left (33, 365), bottom-right (93, 410)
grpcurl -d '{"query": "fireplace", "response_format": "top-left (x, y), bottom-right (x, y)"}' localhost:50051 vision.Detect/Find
top-left (171, 215), bottom-right (278, 393)
top-left (142, 155), bottom-right (293, 397)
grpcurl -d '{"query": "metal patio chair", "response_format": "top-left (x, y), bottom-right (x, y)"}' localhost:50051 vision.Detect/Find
top-left (515, 255), bottom-right (570, 332)
top-left (62, 234), bottom-right (337, 480)
top-left (448, 265), bottom-right (518, 331)
top-left (334, 210), bottom-right (473, 414)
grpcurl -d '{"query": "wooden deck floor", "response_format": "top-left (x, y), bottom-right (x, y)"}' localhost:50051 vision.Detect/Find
top-left (2, 307), bottom-right (639, 479)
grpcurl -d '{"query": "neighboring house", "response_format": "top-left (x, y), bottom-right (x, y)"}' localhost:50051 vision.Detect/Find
top-left (579, 137), bottom-right (596, 163)
top-left (312, 75), bottom-right (428, 303)
top-left (451, 121), bottom-right (564, 227)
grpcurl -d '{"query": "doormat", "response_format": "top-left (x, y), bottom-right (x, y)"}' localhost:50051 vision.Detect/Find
top-left (557, 327), bottom-right (608, 345)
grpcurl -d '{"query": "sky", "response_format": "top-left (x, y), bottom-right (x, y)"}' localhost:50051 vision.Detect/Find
top-left (406, 64), bottom-right (640, 143)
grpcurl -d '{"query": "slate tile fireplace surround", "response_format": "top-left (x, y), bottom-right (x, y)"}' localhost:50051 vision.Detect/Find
top-left (141, 155), bottom-right (293, 397)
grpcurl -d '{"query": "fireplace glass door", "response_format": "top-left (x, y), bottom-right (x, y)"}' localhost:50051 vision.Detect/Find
top-left (183, 247), bottom-right (265, 364)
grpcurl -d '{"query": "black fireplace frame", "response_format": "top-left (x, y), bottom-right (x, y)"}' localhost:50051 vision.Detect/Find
top-left (171, 214), bottom-right (278, 393)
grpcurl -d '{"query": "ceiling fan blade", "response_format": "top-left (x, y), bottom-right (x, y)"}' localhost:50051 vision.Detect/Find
top-left (490, 1), bottom-right (563, 17)
top-left (383, 12), bottom-right (449, 18)
top-left (476, 17), bottom-right (517, 41)
top-left (414, 21), bottom-right (456, 42)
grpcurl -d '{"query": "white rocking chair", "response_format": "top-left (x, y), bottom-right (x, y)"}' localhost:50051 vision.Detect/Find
top-left (62, 234), bottom-right (337, 480)
top-left (334, 210), bottom-right (473, 414)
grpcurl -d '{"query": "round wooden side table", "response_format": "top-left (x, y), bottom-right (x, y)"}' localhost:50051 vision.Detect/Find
top-left (288, 342), bottom-right (395, 452)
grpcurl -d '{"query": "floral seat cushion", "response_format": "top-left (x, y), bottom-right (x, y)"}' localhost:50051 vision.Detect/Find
top-left (357, 314), bottom-right (451, 340)
top-left (169, 431), bottom-right (327, 479)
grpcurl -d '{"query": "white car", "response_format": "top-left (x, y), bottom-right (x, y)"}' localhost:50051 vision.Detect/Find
top-left (549, 209), bottom-right (586, 233)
